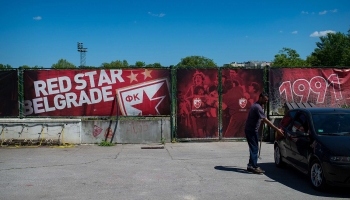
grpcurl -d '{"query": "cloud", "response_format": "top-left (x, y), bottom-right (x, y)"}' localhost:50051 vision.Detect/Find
top-left (148, 12), bottom-right (165, 17)
top-left (33, 16), bottom-right (42, 20)
top-left (301, 11), bottom-right (308, 14)
top-left (279, 30), bottom-right (283, 33)
top-left (292, 31), bottom-right (298, 34)
top-left (319, 9), bottom-right (337, 15)
top-left (310, 30), bottom-right (335, 37)
top-left (319, 10), bottom-right (327, 15)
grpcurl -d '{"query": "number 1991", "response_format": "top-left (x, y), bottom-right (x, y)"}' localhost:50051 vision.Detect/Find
top-left (279, 74), bottom-right (342, 104)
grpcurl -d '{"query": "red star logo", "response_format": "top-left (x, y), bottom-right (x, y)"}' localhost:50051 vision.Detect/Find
top-left (131, 90), bottom-right (163, 115)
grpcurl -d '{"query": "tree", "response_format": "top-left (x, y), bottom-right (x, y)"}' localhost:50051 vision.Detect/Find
top-left (19, 65), bottom-right (44, 69)
top-left (176, 56), bottom-right (217, 68)
top-left (100, 60), bottom-right (129, 69)
top-left (135, 61), bottom-right (145, 68)
top-left (51, 59), bottom-right (76, 69)
top-left (307, 31), bottom-right (350, 66)
top-left (272, 48), bottom-right (309, 67)
top-left (78, 65), bottom-right (97, 69)
top-left (145, 62), bottom-right (164, 68)
top-left (0, 64), bottom-right (12, 69)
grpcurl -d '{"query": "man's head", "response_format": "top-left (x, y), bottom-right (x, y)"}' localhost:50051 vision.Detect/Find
top-left (192, 71), bottom-right (205, 86)
top-left (258, 92), bottom-right (269, 105)
top-left (232, 80), bottom-right (239, 87)
top-left (208, 85), bottom-right (218, 98)
top-left (194, 85), bottom-right (205, 95)
top-left (177, 91), bottom-right (185, 101)
top-left (248, 82), bottom-right (259, 93)
top-left (229, 70), bottom-right (238, 79)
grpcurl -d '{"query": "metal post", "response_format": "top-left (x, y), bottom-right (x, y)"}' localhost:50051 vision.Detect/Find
top-left (218, 67), bottom-right (222, 140)
top-left (18, 67), bottom-right (24, 119)
top-left (170, 65), bottom-right (177, 141)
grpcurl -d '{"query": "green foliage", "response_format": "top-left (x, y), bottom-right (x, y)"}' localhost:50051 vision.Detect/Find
top-left (100, 60), bottom-right (129, 68)
top-left (272, 48), bottom-right (310, 67)
top-left (51, 59), bottom-right (76, 69)
top-left (135, 61), bottom-right (146, 68)
top-left (0, 64), bottom-right (12, 69)
top-left (222, 64), bottom-right (232, 67)
top-left (176, 56), bottom-right (217, 68)
top-left (340, 104), bottom-right (350, 109)
top-left (98, 141), bottom-right (115, 146)
top-left (145, 62), bottom-right (164, 68)
top-left (19, 65), bottom-right (44, 69)
top-left (171, 138), bottom-right (177, 143)
top-left (161, 137), bottom-right (166, 145)
top-left (308, 31), bottom-right (350, 66)
top-left (78, 66), bottom-right (97, 69)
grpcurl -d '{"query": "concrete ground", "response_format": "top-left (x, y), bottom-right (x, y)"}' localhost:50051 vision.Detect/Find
top-left (0, 142), bottom-right (349, 200)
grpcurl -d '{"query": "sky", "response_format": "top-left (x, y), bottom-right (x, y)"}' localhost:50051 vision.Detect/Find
top-left (1, 0), bottom-right (350, 68)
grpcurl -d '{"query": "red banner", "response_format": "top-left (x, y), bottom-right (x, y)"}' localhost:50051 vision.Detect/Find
top-left (176, 69), bottom-right (219, 138)
top-left (23, 69), bottom-right (171, 116)
top-left (222, 69), bottom-right (264, 138)
top-left (0, 70), bottom-right (18, 116)
top-left (269, 68), bottom-right (350, 115)
top-left (176, 68), bottom-right (264, 138)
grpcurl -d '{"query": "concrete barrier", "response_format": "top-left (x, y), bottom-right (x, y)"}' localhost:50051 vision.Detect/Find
top-left (81, 117), bottom-right (171, 144)
top-left (0, 118), bottom-right (81, 145)
top-left (0, 117), bottom-right (171, 144)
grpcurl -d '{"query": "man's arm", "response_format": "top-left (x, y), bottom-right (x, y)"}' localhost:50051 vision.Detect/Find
top-left (262, 118), bottom-right (284, 136)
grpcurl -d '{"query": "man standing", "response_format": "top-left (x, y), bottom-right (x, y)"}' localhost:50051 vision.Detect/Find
top-left (244, 92), bottom-right (284, 174)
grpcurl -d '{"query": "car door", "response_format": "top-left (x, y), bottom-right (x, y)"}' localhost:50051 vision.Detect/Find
top-left (289, 111), bottom-right (310, 173)
top-left (280, 110), bottom-right (297, 163)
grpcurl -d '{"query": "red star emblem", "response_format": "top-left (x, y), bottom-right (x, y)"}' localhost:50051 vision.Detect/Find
top-left (131, 90), bottom-right (162, 115)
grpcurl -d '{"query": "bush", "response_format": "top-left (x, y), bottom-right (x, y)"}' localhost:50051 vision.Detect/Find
top-left (98, 141), bottom-right (115, 146)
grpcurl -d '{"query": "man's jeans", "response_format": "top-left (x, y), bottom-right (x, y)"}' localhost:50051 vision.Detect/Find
top-left (245, 129), bottom-right (259, 168)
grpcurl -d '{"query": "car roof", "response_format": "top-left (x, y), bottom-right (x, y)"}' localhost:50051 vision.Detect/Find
top-left (289, 107), bottom-right (350, 114)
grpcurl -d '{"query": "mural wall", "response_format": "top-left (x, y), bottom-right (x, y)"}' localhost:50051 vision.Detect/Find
top-left (23, 69), bottom-right (171, 116)
top-left (176, 68), bottom-right (263, 138)
top-left (0, 70), bottom-right (18, 116)
top-left (269, 68), bottom-right (350, 115)
top-left (176, 69), bottom-right (219, 138)
top-left (221, 69), bottom-right (264, 138)
top-left (2, 67), bottom-right (349, 139)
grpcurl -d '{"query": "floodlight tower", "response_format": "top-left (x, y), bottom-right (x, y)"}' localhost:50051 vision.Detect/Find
top-left (77, 42), bottom-right (88, 67)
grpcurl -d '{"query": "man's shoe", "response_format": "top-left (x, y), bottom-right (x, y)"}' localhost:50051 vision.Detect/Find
top-left (256, 167), bottom-right (265, 173)
top-left (251, 167), bottom-right (265, 174)
top-left (247, 166), bottom-right (254, 172)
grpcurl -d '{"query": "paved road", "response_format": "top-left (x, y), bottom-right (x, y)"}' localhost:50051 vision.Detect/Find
top-left (0, 142), bottom-right (349, 200)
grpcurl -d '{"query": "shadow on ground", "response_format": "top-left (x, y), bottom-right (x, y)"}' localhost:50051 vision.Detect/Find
top-left (215, 163), bottom-right (350, 198)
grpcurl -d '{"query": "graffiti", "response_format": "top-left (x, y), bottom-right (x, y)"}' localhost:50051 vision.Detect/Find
top-left (279, 74), bottom-right (342, 104)
top-left (125, 121), bottom-right (149, 134)
top-left (93, 125), bottom-right (103, 137)
top-left (104, 127), bottom-right (113, 138)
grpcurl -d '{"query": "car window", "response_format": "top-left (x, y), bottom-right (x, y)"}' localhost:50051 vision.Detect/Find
top-left (312, 113), bottom-right (350, 135)
top-left (290, 112), bottom-right (309, 133)
top-left (280, 110), bottom-right (296, 129)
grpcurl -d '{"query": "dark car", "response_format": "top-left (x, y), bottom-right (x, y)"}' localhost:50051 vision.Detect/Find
top-left (274, 107), bottom-right (350, 190)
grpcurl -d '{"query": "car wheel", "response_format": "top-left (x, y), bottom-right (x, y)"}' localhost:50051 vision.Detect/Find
top-left (309, 159), bottom-right (327, 190)
top-left (274, 144), bottom-right (285, 168)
